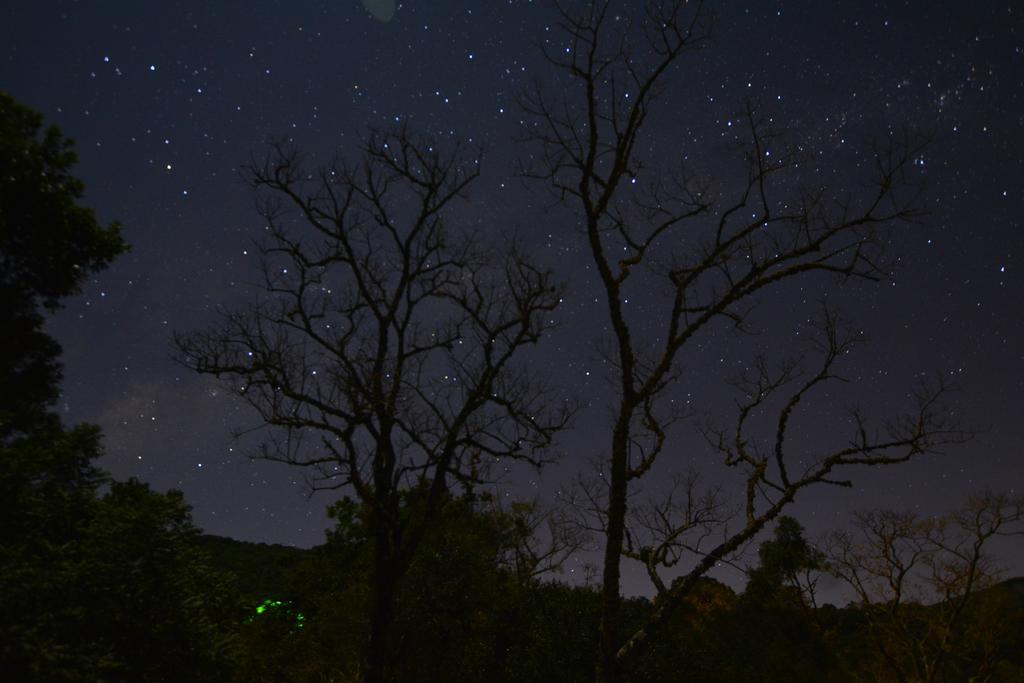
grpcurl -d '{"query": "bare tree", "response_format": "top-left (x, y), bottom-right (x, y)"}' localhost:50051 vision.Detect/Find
top-left (519, 2), bottom-right (966, 679)
top-left (503, 500), bottom-right (591, 583)
top-left (827, 492), bottom-right (1024, 683)
top-left (176, 126), bottom-right (570, 683)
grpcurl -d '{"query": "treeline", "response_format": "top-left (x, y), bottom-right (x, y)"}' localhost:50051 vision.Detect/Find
top-left (210, 500), bottom-right (1024, 682)
top-left (4, 461), bottom-right (1024, 681)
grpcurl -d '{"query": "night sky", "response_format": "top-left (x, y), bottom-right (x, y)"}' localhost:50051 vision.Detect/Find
top-left (2, 1), bottom-right (1022, 592)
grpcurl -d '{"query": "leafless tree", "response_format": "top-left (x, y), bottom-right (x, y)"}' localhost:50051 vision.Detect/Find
top-left (827, 492), bottom-right (1024, 683)
top-left (175, 126), bottom-right (571, 683)
top-left (566, 466), bottom-right (733, 598)
top-left (520, 2), bottom-right (967, 679)
top-left (502, 500), bottom-right (591, 583)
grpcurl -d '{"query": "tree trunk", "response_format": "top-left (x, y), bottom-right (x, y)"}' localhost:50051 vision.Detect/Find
top-left (365, 528), bottom-right (400, 683)
top-left (596, 417), bottom-right (631, 683)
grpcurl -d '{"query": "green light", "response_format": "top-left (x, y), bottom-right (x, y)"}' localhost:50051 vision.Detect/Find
top-left (246, 598), bottom-right (306, 630)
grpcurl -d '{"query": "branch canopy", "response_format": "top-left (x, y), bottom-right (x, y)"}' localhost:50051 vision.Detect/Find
top-left (177, 126), bottom-right (571, 501)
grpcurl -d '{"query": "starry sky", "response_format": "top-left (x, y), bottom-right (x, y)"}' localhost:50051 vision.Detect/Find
top-left (2, 1), bottom-right (1022, 591)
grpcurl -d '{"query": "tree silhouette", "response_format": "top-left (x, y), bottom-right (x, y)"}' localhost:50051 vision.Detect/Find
top-left (826, 491), bottom-right (1024, 682)
top-left (518, 2), bottom-right (967, 679)
top-left (0, 92), bottom-right (237, 681)
top-left (0, 93), bottom-right (125, 672)
top-left (743, 515), bottom-right (824, 611)
top-left (0, 91), bottom-right (125, 440)
top-left (176, 125), bottom-right (571, 683)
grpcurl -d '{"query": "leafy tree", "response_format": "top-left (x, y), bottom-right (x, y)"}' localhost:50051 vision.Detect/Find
top-left (0, 420), bottom-right (105, 547)
top-left (743, 515), bottom-right (824, 610)
top-left (518, 3), bottom-right (964, 678)
top-left (0, 90), bottom-right (127, 677)
top-left (728, 517), bottom-right (834, 681)
top-left (0, 422), bottom-right (108, 679)
top-left (630, 521), bottom-right (835, 682)
top-left (3, 477), bottom-right (241, 681)
top-left (0, 90), bottom-right (125, 439)
top-left (0, 93), bottom-right (239, 681)
top-left (177, 126), bottom-right (571, 682)
top-left (79, 480), bottom-right (242, 680)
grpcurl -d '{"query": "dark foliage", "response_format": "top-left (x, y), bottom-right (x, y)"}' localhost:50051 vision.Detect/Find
top-left (229, 490), bottom-right (597, 682)
top-left (0, 91), bottom-right (125, 310)
top-left (1, 430), bottom-right (244, 680)
top-left (212, 508), bottom-right (1022, 682)
top-left (195, 534), bottom-right (309, 604)
top-left (0, 93), bottom-right (239, 681)
top-left (0, 90), bottom-right (125, 440)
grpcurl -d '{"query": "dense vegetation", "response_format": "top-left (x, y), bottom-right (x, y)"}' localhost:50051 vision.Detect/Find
top-left (0, 89), bottom-right (237, 682)
top-left (207, 508), bottom-right (1024, 682)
